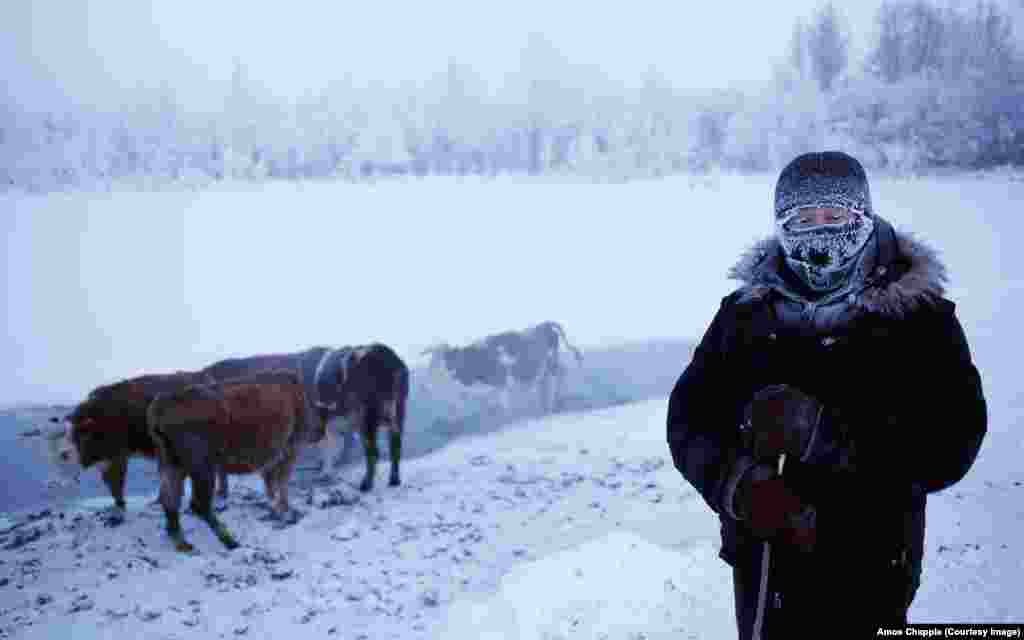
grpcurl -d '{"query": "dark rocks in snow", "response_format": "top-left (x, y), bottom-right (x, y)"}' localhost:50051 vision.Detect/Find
top-left (270, 569), bottom-right (294, 581)
top-left (136, 606), bottom-right (162, 622)
top-left (593, 474), bottom-right (623, 490)
top-left (497, 472), bottom-right (547, 486)
top-left (240, 603), bottom-right (264, 617)
top-left (68, 594), bottom-right (94, 614)
top-left (560, 472), bottom-right (585, 488)
top-left (99, 508), bottom-right (126, 528)
top-left (614, 456), bottom-right (666, 474)
top-left (238, 548), bottom-right (286, 566)
top-left (420, 589), bottom-right (440, 607)
top-left (937, 543), bottom-right (983, 554)
top-left (103, 607), bottom-right (131, 620)
top-left (331, 525), bottom-right (361, 542)
top-left (308, 486), bottom-right (360, 509)
top-left (469, 455), bottom-right (492, 467)
top-left (2, 527), bottom-right (45, 550)
top-left (135, 554), bottom-right (160, 569)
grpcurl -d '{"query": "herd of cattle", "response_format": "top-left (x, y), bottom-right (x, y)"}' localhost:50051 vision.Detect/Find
top-left (45, 321), bottom-right (583, 552)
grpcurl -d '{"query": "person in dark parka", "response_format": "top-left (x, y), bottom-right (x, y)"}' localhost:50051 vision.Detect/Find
top-left (666, 151), bottom-right (987, 638)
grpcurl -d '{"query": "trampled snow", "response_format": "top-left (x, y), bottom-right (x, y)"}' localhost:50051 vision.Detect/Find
top-left (1, 172), bottom-right (1022, 638)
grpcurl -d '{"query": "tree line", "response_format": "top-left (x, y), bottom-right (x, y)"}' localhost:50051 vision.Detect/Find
top-left (2, 1), bottom-right (1021, 192)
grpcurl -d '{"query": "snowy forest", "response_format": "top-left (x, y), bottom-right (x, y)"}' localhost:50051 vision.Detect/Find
top-left (4, 0), bottom-right (1023, 193)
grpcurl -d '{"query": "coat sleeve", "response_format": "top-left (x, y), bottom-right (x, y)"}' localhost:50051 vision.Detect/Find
top-left (873, 305), bottom-right (987, 495)
top-left (667, 296), bottom-right (748, 515)
top-left (799, 303), bottom-right (987, 503)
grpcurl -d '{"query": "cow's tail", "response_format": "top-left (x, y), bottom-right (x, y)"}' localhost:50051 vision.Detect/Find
top-left (394, 364), bottom-right (409, 435)
top-left (146, 393), bottom-right (180, 468)
top-left (550, 322), bottom-right (584, 365)
top-left (382, 363), bottom-right (409, 434)
top-left (290, 373), bottom-right (323, 445)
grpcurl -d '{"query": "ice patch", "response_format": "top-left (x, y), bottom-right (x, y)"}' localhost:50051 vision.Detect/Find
top-left (72, 495), bottom-right (154, 512)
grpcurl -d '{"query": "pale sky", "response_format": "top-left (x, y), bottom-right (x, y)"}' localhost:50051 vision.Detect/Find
top-left (5, 1), bottom-right (890, 112)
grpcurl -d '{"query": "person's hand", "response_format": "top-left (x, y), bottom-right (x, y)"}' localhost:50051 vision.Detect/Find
top-left (744, 384), bottom-right (824, 461)
top-left (736, 463), bottom-right (817, 552)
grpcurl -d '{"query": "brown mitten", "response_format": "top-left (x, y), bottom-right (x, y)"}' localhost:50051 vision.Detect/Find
top-left (744, 384), bottom-right (825, 461)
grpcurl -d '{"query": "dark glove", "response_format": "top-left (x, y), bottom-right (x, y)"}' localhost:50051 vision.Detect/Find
top-left (744, 384), bottom-right (825, 461)
top-left (735, 463), bottom-right (817, 552)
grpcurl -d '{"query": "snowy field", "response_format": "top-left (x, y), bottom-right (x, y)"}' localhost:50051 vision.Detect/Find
top-left (1, 171), bottom-right (1022, 638)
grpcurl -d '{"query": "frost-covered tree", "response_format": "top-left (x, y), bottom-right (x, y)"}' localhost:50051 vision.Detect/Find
top-left (804, 3), bottom-right (850, 92)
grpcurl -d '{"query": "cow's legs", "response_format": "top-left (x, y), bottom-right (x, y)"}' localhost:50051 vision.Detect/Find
top-left (101, 455), bottom-right (129, 525)
top-left (267, 447), bottom-right (301, 525)
top-left (101, 455), bottom-right (128, 509)
top-left (261, 469), bottom-right (279, 505)
top-left (315, 417), bottom-right (356, 473)
top-left (387, 429), bottom-right (402, 487)
top-left (158, 464), bottom-right (192, 552)
top-left (388, 395), bottom-right (405, 487)
top-left (317, 426), bottom-right (339, 478)
top-left (213, 469), bottom-right (229, 513)
top-left (359, 411), bottom-right (378, 493)
top-left (191, 465), bottom-right (239, 550)
top-left (335, 426), bottom-right (357, 469)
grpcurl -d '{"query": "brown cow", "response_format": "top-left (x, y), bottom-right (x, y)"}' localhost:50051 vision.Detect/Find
top-left (49, 370), bottom-right (229, 525)
top-left (202, 343), bottom-right (410, 493)
top-left (147, 369), bottom-right (322, 552)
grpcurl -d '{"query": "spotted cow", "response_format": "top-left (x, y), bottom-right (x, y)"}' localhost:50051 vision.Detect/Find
top-left (424, 321), bottom-right (583, 413)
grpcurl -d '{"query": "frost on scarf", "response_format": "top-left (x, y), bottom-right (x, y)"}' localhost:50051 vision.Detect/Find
top-left (776, 209), bottom-right (875, 293)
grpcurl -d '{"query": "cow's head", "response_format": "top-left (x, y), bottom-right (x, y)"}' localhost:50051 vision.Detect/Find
top-left (45, 417), bottom-right (82, 482)
top-left (420, 343), bottom-right (451, 368)
top-left (59, 387), bottom-right (139, 468)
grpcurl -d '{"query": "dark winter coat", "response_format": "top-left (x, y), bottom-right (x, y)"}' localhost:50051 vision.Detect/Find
top-left (667, 217), bottom-right (987, 637)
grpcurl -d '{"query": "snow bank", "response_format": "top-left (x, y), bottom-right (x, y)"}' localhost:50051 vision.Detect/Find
top-left (440, 531), bottom-right (733, 640)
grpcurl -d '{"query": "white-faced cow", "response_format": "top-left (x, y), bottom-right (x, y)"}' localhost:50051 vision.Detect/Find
top-left (424, 321), bottom-right (583, 413)
top-left (48, 370), bottom-right (231, 526)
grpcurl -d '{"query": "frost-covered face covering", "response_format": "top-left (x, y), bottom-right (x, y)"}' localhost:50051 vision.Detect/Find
top-left (773, 151), bottom-right (877, 294)
top-left (776, 207), bottom-right (875, 293)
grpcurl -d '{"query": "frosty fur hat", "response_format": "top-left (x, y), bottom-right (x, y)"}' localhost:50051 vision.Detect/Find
top-left (773, 151), bottom-right (877, 293)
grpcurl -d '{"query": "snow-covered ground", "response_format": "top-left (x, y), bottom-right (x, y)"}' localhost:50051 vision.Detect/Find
top-left (1, 171), bottom-right (1022, 638)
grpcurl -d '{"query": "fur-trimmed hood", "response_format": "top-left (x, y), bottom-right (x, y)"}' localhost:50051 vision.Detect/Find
top-left (727, 216), bottom-right (948, 318)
